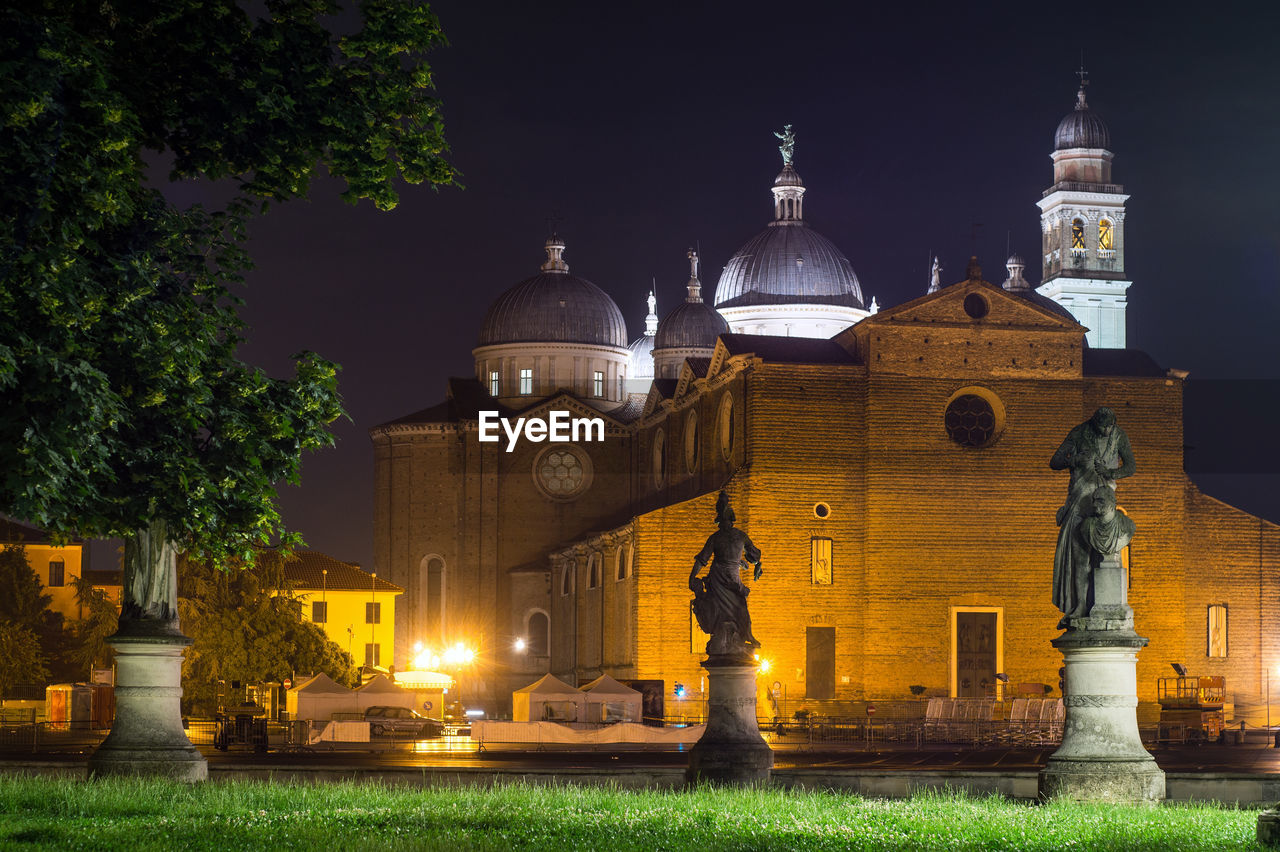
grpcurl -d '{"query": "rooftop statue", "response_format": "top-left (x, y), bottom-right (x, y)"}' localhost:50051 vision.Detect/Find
top-left (774, 125), bottom-right (796, 167)
top-left (1049, 407), bottom-right (1135, 629)
top-left (689, 491), bottom-right (763, 661)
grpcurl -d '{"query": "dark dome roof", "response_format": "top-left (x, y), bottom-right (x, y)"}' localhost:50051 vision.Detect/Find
top-left (1055, 88), bottom-right (1111, 150)
top-left (654, 301), bottom-right (729, 350)
top-left (1020, 288), bottom-right (1079, 323)
top-left (478, 271), bottom-right (627, 348)
top-left (714, 222), bottom-right (863, 309)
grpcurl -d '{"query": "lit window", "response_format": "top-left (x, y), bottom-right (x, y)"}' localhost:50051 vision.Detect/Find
top-left (489, 370), bottom-right (500, 396)
top-left (1071, 218), bottom-right (1086, 251)
top-left (312, 601), bottom-right (328, 623)
top-left (48, 560), bottom-right (65, 587)
top-left (520, 368), bottom-right (533, 395)
top-left (365, 602), bottom-right (381, 624)
top-left (1098, 219), bottom-right (1114, 251)
top-left (364, 644), bottom-right (380, 668)
top-left (811, 538), bottom-right (833, 585)
top-left (1208, 605), bottom-right (1227, 658)
top-left (593, 371), bottom-right (604, 397)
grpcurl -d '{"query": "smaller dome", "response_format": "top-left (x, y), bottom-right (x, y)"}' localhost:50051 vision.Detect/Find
top-left (774, 163), bottom-right (804, 187)
top-left (477, 237), bottom-right (627, 348)
top-left (1006, 253), bottom-right (1026, 267)
top-left (654, 301), bottom-right (729, 350)
top-left (628, 334), bottom-right (655, 380)
top-left (1055, 87), bottom-right (1111, 150)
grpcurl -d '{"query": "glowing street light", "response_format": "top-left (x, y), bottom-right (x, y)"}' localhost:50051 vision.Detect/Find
top-left (514, 638), bottom-right (527, 653)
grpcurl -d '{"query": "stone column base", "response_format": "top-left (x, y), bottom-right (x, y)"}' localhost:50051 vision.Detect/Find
top-left (88, 634), bottom-right (207, 782)
top-left (1039, 757), bottom-right (1166, 804)
top-left (1257, 808), bottom-right (1280, 845)
top-left (686, 662), bottom-right (773, 787)
top-left (1038, 628), bottom-right (1163, 805)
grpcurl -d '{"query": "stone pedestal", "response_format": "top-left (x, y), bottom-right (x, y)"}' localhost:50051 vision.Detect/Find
top-left (1258, 808), bottom-right (1280, 845)
top-left (686, 662), bottom-right (773, 786)
top-left (1039, 554), bottom-right (1164, 804)
top-left (87, 634), bottom-right (207, 781)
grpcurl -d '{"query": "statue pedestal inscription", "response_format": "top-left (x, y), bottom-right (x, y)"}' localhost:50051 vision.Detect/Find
top-left (87, 634), bottom-right (207, 782)
top-left (686, 661), bottom-right (773, 786)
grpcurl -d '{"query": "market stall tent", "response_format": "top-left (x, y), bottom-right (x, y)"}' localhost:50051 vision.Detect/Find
top-left (287, 673), bottom-right (355, 721)
top-left (512, 673), bottom-right (586, 722)
top-left (355, 673), bottom-right (415, 711)
top-left (579, 674), bottom-right (642, 723)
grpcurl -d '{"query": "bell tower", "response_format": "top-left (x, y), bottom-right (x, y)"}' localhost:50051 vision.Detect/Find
top-left (1036, 73), bottom-right (1131, 349)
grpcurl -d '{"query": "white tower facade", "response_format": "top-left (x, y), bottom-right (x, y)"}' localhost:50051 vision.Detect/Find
top-left (1036, 81), bottom-right (1131, 349)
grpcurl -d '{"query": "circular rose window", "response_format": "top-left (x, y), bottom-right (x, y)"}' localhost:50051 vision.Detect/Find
top-left (533, 446), bottom-right (592, 500)
top-left (944, 394), bottom-right (998, 448)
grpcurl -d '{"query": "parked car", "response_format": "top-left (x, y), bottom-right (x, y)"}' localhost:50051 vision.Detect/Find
top-left (364, 706), bottom-right (444, 738)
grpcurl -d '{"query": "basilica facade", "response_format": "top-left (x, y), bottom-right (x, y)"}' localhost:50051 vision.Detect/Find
top-left (370, 85), bottom-right (1279, 721)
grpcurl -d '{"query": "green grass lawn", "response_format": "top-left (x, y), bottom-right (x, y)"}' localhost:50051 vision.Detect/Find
top-left (0, 776), bottom-right (1267, 851)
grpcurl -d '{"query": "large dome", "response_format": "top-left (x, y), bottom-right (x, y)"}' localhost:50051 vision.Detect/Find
top-left (478, 237), bottom-right (627, 348)
top-left (714, 222), bottom-right (864, 309)
top-left (1055, 87), bottom-right (1111, 151)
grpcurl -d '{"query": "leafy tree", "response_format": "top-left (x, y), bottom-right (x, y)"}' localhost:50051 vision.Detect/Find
top-left (0, 546), bottom-right (52, 628)
top-left (0, 2), bottom-right (456, 621)
top-left (178, 554), bottom-right (357, 714)
top-left (0, 623), bottom-right (49, 697)
top-left (67, 573), bottom-right (120, 675)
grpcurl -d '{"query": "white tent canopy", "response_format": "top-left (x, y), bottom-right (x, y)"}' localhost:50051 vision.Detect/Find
top-left (579, 674), bottom-right (642, 723)
top-left (512, 673), bottom-right (586, 722)
top-left (287, 672), bottom-right (356, 721)
top-left (355, 674), bottom-right (415, 711)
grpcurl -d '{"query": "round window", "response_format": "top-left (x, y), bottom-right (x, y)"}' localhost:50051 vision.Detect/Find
top-left (684, 411), bottom-right (699, 474)
top-left (718, 394), bottom-right (734, 461)
top-left (944, 394), bottom-right (998, 448)
top-left (813, 502), bottom-right (831, 519)
top-left (963, 293), bottom-right (989, 319)
top-left (533, 446), bottom-right (592, 500)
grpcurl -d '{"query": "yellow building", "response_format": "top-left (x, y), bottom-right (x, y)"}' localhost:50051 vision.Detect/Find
top-left (281, 551), bottom-right (403, 671)
top-left (0, 519), bottom-right (99, 622)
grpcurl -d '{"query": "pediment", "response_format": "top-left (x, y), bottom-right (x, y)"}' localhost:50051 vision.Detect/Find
top-left (507, 391), bottom-right (629, 429)
top-left (851, 279), bottom-right (1083, 334)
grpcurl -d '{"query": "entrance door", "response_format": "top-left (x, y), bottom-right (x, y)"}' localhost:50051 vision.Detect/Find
top-left (955, 612), bottom-right (996, 698)
top-left (805, 627), bottom-right (835, 699)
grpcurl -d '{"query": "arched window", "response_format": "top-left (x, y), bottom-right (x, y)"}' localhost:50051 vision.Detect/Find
top-left (684, 410), bottom-right (699, 474)
top-left (1098, 218), bottom-right (1114, 251)
top-left (560, 562), bottom-right (574, 597)
top-left (527, 611), bottom-right (549, 656)
top-left (718, 394), bottom-right (734, 461)
top-left (419, 556), bottom-right (445, 643)
top-left (652, 428), bottom-right (666, 488)
top-left (1070, 218), bottom-right (1086, 252)
top-left (587, 552), bottom-right (601, 590)
top-left (616, 542), bottom-right (632, 581)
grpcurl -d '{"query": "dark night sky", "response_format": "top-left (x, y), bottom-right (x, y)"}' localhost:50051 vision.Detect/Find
top-left (133, 3), bottom-right (1279, 571)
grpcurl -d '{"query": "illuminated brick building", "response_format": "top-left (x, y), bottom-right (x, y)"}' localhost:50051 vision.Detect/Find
top-left (372, 84), bottom-right (1280, 720)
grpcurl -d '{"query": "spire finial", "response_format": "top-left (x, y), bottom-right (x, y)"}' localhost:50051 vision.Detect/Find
top-left (1075, 58), bottom-right (1089, 109)
top-left (644, 286), bottom-right (658, 336)
top-left (774, 124), bottom-right (796, 167)
top-left (685, 247), bottom-right (703, 303)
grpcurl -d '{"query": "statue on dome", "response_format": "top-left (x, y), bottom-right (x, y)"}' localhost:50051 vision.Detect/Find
top-left (929, 256), bottom-right (942, 293)
top-left (774, 125), bottom-right (796, 166)
top-left (689, 491), bottom-right (764, 661)
top-left (1049, 407), bottom-right (1135, 629)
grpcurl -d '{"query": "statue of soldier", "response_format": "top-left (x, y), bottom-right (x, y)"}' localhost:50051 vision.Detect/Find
top-left (1049, 407), bottom-right (1135, 628)
top-left (689, 491), bottom-right (763, 660)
